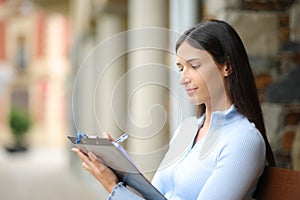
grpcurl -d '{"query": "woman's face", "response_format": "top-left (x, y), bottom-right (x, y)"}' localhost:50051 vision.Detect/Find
top-left (176, 41), bottom-right (227, 106)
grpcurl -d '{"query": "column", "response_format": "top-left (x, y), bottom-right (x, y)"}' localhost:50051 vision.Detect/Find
top-left (169, 0), bottom-right (199, 135)
top-left (69, 0), bottom-right (97, 136)
top-left (127, 0), bottom-right (169, 178)
top-left (94, 9), bottom-right (127, 139)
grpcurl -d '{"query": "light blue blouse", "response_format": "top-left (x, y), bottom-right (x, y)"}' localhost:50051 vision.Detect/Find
top-left (108, 105), bottom-right (266, 200)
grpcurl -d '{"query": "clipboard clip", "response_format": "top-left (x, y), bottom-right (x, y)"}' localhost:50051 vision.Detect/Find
top-left (75, 131), bottom-right (87, 144)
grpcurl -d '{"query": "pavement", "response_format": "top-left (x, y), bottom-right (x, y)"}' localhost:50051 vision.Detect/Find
top-left (0, 146), bottom-right (109, 200)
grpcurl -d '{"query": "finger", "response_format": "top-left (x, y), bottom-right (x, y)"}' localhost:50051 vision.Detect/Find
top-left (88, 152), bottom-right (107, 172)
top-left (71, 147), bottom-right (79, 152)
top-left (82, 162), bottom-right (90, 171)
top-left (103, 131), bottom-right (115, 141)
top-left (72, 148), bottom-right (93, 166)
top-left (88, 151), bottom-right (98, 162)
top-left (71, 147), bottom-right (85, 155)
top-left (71, 148), bottom-right (87, 159)
top-left (72, 148), bottom-right (106, 177)
top-left (80, 155), bottom-right (101, 176)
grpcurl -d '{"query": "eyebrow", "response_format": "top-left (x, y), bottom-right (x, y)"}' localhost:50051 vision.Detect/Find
top-left (187, 58), bottom-right (200, 62)
top-left (176, 58), bottom-right (200, 66)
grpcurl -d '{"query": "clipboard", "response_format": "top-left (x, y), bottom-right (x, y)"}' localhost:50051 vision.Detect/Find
top-left (68, 135), bottom-right (167, 200)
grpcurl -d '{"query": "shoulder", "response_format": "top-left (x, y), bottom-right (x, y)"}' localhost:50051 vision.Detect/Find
top-left (219, 116), bottom-right (266, 158)
top-left (228, 115), bottom-right (263, 141)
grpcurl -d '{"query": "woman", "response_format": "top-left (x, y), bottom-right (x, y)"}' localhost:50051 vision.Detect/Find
top-left (72, 19), bottom-right (275, 200)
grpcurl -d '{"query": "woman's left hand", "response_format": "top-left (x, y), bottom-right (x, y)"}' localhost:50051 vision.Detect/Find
top-left (71, 147), bottom-right (118, 193)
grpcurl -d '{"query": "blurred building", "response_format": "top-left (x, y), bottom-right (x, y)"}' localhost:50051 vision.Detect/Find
top-left (0, 0), bottom-right (70, 148)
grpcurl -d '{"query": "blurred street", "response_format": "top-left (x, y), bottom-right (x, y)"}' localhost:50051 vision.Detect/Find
top-left (0, 146), bottom-right (107, 200)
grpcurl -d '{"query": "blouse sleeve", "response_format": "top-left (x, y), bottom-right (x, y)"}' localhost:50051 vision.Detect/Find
top-left (196, 129), bottom-right (266, 200)
top-left (108, 182), bottom-right (145, 200)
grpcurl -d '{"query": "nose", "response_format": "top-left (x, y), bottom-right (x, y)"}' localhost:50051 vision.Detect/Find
top-left (179, 68), bottom-right (191, 85)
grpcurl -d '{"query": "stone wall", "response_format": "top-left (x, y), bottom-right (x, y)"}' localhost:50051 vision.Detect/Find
top-left (290, 3), bottom-right (300, 42)
top-left (203, 0), bottom-right (300, 170)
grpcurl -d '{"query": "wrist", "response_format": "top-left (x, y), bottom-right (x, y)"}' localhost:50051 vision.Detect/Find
top-left (109, 182), bottom-right (124, 193)
top-left (107, 181), bottom-right (120, 193)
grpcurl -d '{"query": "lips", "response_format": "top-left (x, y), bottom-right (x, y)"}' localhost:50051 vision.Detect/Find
top-left (185, 87), bottom-right (198, 95)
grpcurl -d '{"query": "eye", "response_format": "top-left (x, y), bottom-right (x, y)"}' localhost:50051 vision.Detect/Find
top-left (176, 64), bottom-right (183, 72)
top-left (192, 65), bottom-right (201, 69)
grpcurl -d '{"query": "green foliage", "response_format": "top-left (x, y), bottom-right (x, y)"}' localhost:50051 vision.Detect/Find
top-left (9, 108), bottom-right (32, 138)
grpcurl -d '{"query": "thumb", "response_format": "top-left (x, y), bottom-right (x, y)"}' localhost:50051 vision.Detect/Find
top-left (103, 131), bottom-right (115, 142)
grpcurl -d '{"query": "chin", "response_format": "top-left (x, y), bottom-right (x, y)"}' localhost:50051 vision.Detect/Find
top-left (189, 98), bottom-right (202, 106)
top-left (188, 95), bottom-right (206, 105)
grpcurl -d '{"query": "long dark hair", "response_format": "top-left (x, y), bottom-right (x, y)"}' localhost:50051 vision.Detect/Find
top-left (176, 19), bottom-right (275, 166)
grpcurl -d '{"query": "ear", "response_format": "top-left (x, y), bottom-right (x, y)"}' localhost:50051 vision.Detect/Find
top-left (223, 64), bottom-right (233, 77)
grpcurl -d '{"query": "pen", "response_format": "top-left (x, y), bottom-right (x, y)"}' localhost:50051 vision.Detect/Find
top-left (114, 133), bottom-right (129, 144)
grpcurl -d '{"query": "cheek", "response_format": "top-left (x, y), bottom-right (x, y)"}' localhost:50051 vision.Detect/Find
top-left (194, 68), bottom-right (210, 90)
top-left (199, 67), bottom-right (225, 96)
top-left (195, 75), bottom-right (208, 90)
top-left (194, 72), bottom-right (211, 100)
top-left (195, 66), bottom-right (224, 93)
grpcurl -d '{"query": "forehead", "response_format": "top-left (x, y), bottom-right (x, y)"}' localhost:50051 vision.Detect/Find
top-left (176, 41), bottom-right (210, 63)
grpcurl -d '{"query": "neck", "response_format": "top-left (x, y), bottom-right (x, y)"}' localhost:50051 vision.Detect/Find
top-left (203, 96), bottom-right (233, 130)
